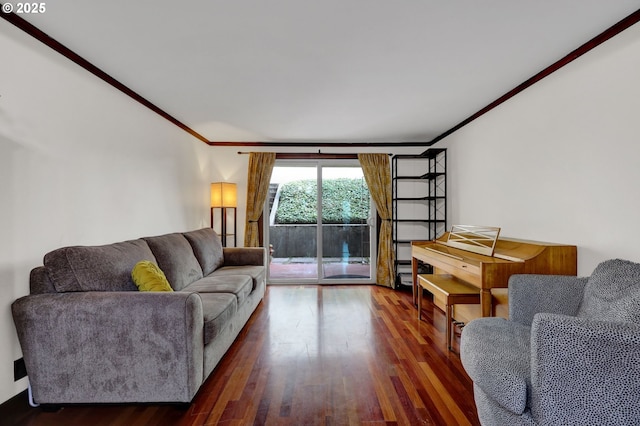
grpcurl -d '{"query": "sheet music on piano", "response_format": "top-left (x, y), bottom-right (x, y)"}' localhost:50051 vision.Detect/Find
top-left (442, 225), bottom-right (500, 256)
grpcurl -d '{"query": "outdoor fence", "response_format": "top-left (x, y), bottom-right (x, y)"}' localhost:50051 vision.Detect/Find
top-left (269, 224), bottom-right (370, 258)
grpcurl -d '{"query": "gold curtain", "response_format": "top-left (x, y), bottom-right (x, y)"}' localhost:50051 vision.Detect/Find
top-left (358, 153), bottom-right (395, 288)
top-left (244, 152), bottom-right (276, 247)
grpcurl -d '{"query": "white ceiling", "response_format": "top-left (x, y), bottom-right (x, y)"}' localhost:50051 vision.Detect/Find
top-left (16, 1), bottom-right (640, 145)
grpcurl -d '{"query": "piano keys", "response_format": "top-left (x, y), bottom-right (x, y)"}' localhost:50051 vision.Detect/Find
top-left (411, 229), bottom-right (577, 321)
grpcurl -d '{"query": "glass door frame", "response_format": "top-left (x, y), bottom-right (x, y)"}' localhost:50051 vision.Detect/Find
top-left (265, 159), bottom-right (377, 285)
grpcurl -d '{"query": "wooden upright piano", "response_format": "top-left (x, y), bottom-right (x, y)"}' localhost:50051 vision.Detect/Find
top-left (412, 226), bottom-right (577, 322)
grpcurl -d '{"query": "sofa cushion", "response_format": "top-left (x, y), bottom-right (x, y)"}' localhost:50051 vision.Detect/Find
top-left (199, 293), bottom-right (237, 345)
top-left (577, 259), bottom-right (640, 324)
top-left (183, 228), bottom-right (224, 276)
top-left (144, 233), bottom-right (203, 291)
top-left (44, 239), bottom-right (156, 292)
top-left (29, 267), bottom-right (57, 294)
top-left (210, 265), bottom-right (266, 291)
top-left (460, 317), bottom-right (532, 415)
top-left (181, 275), bottom-right (252, 306)
top-left (131, 261), bottom-right (173, 292)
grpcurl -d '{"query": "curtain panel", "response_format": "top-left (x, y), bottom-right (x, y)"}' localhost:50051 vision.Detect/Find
top-left (358, 153), bottom-right (395, 288)
top-left (244, 152), bottom-right (276, 247)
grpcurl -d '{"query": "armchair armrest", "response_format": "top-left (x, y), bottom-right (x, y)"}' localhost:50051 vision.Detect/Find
top-left (12, 291), bottom-right (204, 404)
top-left (460, 317), bottom-right (532, 415)
top-left (223, 247), bottom-right (266, 266)
top-left (530, 313), bottom-right (640, 424)
top-left (509, 274), bottom-right (588, 326)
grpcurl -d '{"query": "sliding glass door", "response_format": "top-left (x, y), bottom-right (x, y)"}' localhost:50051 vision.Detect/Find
top-left (265, 161), bottom-right (376, 284)
top-left (268, 164), bottom-right (319, 280)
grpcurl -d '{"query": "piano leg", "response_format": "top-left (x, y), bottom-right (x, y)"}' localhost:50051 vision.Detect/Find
top-left (481, 289), bottom-right (493, 317)
top-left (411, 256), bottom-right (419, 306)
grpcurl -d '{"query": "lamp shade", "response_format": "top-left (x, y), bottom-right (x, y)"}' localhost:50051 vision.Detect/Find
top-left (211, 182), bottom-right (237, 208)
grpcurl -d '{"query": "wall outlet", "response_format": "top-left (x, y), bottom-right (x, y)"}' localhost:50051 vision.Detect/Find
top-left (14, 358), bottom-right (27, 381)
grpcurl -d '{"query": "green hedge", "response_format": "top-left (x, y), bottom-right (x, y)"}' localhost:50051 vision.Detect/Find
top-left (275, 178), bottom-right (370, 224)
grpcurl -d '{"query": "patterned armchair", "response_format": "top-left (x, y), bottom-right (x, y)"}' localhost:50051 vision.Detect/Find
top-left (460, 259), bottom-right (640, 425)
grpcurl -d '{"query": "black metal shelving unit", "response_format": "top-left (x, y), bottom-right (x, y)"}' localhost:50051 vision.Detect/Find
top-left (392, 148), bottom-right (447, 288)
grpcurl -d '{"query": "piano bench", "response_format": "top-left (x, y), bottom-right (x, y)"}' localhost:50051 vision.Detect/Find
top-left (417, 274), bottom-right (481, 350)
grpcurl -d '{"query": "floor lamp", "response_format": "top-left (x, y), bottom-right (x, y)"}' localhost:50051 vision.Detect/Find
top-left (211, 182), bottom-right (237, 247)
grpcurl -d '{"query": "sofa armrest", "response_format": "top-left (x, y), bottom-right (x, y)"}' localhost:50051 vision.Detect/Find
top-left (12, 291), bottom-right (204, 404)
top-left (223, 247), bottom-right (266, 266)
top-left (509, 274), bottom-right (588, 326)
top-left (530, 313), bottom-right (640, 424)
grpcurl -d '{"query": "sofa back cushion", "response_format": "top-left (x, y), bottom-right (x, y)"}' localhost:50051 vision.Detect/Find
top-left (182, 228), bottom-right (224, 276)
top-left (577, 258), bottom-right (640, 324)
top-left (30, 266), bottom-right (57, 294)
top-left (44, 239), bottom-right (156, 292)
top-left (144, 233), bottom-right (203, 291)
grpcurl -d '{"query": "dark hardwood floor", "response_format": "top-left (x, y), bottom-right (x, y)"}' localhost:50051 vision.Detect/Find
top-left (4, 285), bottom-right (479, 425)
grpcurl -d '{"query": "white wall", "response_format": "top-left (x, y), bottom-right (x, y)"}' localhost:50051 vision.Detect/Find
top-left (441, 22), bottom-right (640, 276)
top-left (0, 21), bottom-right (211, 403)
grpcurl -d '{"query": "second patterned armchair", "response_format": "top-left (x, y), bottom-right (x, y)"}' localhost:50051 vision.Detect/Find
top-left (460, 259), bottom-right (640, 425)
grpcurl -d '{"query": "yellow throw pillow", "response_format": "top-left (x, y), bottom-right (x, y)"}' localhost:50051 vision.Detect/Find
top-left (132, 261), bottom-right (173, 292)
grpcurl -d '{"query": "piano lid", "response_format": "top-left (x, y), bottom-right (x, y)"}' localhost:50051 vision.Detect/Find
top-left (427, 226), bottom-right (566, 263)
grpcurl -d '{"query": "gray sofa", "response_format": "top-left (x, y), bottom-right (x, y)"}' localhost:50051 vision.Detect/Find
top-left (460, 259), bottom-right (640, 425)
top-left (12, 228), bottom-right (266, 405)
